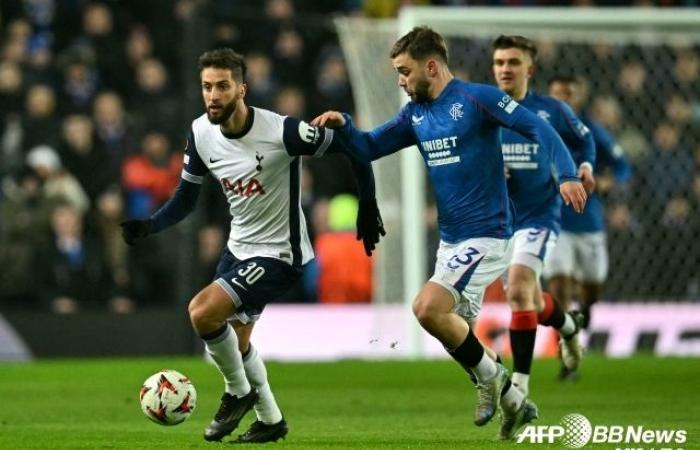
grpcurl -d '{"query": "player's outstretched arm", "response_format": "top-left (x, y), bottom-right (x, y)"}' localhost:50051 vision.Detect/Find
top-left (282, 115), bottom-right (387, 255)
top-left (311, 110), bottom-right (415, 163)
top-left (120, 179), bottom-right (201, 246)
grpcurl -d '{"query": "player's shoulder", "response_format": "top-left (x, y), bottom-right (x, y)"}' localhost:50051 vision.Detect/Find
top-left (452, 79), bottom-right (498, 97)
top-left (252, 106), bottom-right (285, 123)
top-left (532, 92), bottom-right (565, 110)
top-left (191, 113), bottom-right (212, 135)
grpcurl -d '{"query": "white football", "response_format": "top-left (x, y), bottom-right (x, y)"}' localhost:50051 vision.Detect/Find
top-left (139, 369), bottom-right (197, 425)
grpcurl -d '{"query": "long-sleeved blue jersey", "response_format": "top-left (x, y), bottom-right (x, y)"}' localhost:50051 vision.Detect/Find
top-left (561, 114), bottom-right (631, 233)
top-left (336, 79), bottom-right (579, 243)
top-left (501, 91), bottom-right (594, 234)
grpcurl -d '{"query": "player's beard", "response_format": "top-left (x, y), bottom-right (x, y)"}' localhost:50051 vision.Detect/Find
top-left (411, 78), bottom-right (431, 103)
top-left (206, 98), bottom-right (237, 125)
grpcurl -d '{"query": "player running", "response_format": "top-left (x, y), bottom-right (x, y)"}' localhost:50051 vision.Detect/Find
top-left (491, 35), bottom-right (596, 395)
top-left (312, 27), bottom-right (587, 440)
top-left (547, 74), bottom-right (632, 379)
top-left (120, 48), bottom-right (384, 443)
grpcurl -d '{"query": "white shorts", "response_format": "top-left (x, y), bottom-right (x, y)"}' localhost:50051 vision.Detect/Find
top-left (510, 227), bottom-right (558, 277)
top-left (430, 237), bottom-right (513, 323)
top-left (543, 231), bottom-right (608, 283)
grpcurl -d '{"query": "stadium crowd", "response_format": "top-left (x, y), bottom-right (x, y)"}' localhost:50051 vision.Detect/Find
top-left (0, 0), bottom-right (698, 313)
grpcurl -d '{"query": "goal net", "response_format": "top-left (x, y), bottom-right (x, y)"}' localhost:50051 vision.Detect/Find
top-left (336, 7), bottom-right (700, 310)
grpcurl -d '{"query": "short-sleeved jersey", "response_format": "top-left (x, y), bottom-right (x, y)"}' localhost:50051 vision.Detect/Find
top-left (561, 114), bottom-right (631, 233)
top-left (182, 107), bottom-right (335, 266)
top-left (501, 91), bottom-right (592, 233)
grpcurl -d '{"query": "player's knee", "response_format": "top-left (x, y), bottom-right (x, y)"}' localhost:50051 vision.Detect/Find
top-left (412, 296), bottom-right (438, 327)
top-left (507, 283), bottom-right (532, 309)
top-left (188, 293), bottom-right (217, 330)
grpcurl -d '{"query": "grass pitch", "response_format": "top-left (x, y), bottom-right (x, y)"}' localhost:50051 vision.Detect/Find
top-left (0, 355), bottom-right (697, 449)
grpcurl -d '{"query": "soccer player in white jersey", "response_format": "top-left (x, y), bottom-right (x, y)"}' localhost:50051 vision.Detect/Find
top-left (120, 49), bottom-right (384, 443)
top-left (312, 27), bottom-right (587, 439)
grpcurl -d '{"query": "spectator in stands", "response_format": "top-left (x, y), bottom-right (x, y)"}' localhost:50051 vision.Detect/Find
top-left (644, 122), bottom-right (693, 205)
top-left (38, 204), bottom-right (117, 314)
top-left (95, 186), bottom-right (134, 313)
top-left (0, 61), bottom-right (25, 175)
top-left (0, 61), bottom-right (24, 119)
top-left (22, 84), bottom-right (61, 150)
top-left (77, 2), bottom-right (124, 90)
top-left (130, 57), bottom-right (181, 138)
top-left (60, 61), bottom-right (100, 115)
top-left (121, 130), bottom-right (181, 218)
top-left (274, 85), bottom-right (307, 118)
top-left (26, 145), bottom-right (90, 213)
top-left (92, 91), bottom-right (137, 173)
top-left (273, 27), bottom-right (307, 85)
top-left (24, 37), bottom-right (56, 86)
top-left (244, 52), bottom-right (278, 109)
top-left (310, 48), bottom-right (354, 114)
top-left (672, 46), bottom-right (699, 96)
top-left (58, 114), bottom-right (114, 204)
top-left (0, 167), bottom-right (56, 305)
top-left (123, 25), bottom-right (154, 93)
top-left (312, 194), bottom-right (373, 303)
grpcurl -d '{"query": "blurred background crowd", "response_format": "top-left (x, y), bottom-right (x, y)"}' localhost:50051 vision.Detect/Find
top-left (0, 0), bottom-right (698, 315)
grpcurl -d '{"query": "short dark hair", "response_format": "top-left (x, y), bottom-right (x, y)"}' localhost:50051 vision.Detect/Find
top-left (198, 48), bottom-right (246, 82)
top-left (492, 35), bottom-right (538, 62)
top-left (390, 26), bottom-right (448, 64)
top-left (548, 74), bottom-right (578, 86)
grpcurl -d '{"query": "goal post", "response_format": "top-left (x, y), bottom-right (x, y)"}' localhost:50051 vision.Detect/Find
top-left (336, 7), bottom-right (700, 357)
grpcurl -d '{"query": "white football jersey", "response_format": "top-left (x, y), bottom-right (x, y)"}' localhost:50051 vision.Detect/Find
top-left (182, 107), bottom-right (335, 266)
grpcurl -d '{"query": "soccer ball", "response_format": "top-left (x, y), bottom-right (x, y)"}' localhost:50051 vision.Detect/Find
top-left (139, 369), bottom-right (197, 425)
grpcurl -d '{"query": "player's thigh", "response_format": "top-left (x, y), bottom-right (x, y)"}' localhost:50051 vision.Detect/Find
top-left (429, 237), bottom-right (512, 323)
top-left (215, 251), bottom-right (302, 324)
top-left (511, 227), bottom-right (558, 278)
top-left (189, 282), bottom-right (238, 323)
top-left (573, 232), bottom-right (608, 283)
top-left (543, 231), bottom-right (576, 279)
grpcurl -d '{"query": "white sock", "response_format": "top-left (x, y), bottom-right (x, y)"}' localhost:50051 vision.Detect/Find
top-left (559, 313), bottom-right (576, 338)
top-left (204, 325), bottom-right (251, 397)
top-left (511, 372), bottom-right (530, 397)
top-left (472, 352), bottom-right (498, 382)
top-left (501, 383), bottom-right (525, 413)
top-left (243, 345), bottom-right (283, 424)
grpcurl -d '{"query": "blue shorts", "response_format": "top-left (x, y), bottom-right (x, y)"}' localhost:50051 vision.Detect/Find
top-left (214, 248), bottom-right (302, 323)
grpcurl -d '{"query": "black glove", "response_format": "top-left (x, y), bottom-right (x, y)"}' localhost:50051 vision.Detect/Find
top-left (120, 219), bottom-right (154, 246)
top-left (356, 198), bottom-right (386, 256)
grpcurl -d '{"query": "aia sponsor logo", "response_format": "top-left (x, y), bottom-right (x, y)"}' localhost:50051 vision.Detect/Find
top-left (221, 177), bottom-right (265, 198)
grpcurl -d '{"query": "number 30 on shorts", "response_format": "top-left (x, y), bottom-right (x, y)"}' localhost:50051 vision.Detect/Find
top-left (237, 262), bottom-right (266, 284)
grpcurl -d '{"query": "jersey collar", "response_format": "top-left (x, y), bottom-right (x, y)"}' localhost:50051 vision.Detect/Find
top-left (221, 106), bottom-right (255, 139)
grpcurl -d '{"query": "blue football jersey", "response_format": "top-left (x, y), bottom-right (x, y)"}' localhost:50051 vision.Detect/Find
top-left (337, 79), bottom-right (578, 243)
top-left (501, 91), bottom-right (594, 233)
top-left (561, 114), bottom-right (631, 233)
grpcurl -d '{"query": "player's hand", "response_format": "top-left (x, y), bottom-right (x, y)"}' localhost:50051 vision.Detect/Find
top-left (356, 198), bottom-right (386, 256)
top-left (310, 111), bottom-right (346, 129)
top-left (120, 219), bottom-right (154, 245)
top-left (578, 164), bottom-right (596, 194)
top-left (560, 181), bottom-right (587, 213)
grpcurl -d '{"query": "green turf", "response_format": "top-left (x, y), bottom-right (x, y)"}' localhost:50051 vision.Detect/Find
top-left (0, 355), bottom-right (697, 449)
